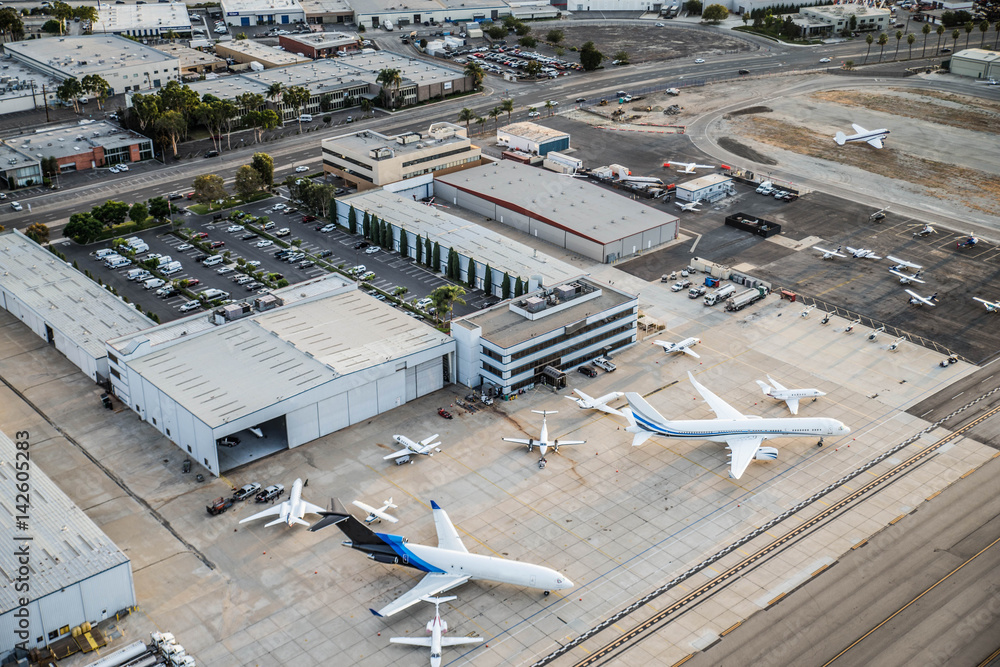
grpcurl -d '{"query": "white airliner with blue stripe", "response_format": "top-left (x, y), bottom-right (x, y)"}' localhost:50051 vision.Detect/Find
top-left (624, 372), bottom-right (850, 479)
top-left (310, 499), bottom-right (573, 618)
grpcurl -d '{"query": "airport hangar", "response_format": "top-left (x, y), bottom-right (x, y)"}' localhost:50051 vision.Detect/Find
top-left (104, 275), bottom-right (455, 476)
top-left (0, 231), bottom-right (153, 384)
top-left (334, 176), bottom-right (583, 296)
top-left (434, 160), bottom-right (680, 263)
top-left (0, 429), bottom-right (136, 656)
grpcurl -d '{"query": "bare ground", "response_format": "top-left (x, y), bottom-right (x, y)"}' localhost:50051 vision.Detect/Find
top-left (717, 136), bottom-right (778, 165)
top-left (554, 25), bottom-right (752, 64)
top-left (812, 89), bottom-right (1000, 134)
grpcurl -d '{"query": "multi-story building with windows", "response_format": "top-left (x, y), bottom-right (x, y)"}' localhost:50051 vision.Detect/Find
top-left (323, 123), bottom-right (482, 189)
top-left (452, 278), bottom-right (638, 394)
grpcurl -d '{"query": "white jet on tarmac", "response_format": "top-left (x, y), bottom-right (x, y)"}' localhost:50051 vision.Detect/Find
top-left (623, 372), bottom-right (850, 479)
top-left (502, 410), bottom-right (585, 466)
top-left (383, 433), bottom-right (442, 462)
top-left (565, 388), bottom-right (625, 416)
top-left (652, 337), bottom-right (701, 358)
top-left (239, 478), bottom-right (325, 528)
top-left (755, 375), bottom-right (826, 415)
top-left (389, 596), bottom-right (483, 667)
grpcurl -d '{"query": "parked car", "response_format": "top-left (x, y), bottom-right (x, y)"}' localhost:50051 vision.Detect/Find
top-left (295, 166), bottom-right (309, 173)
top-left (176, 243), bottom-right (193, 251)
top-left (299, 260), bottom-right (315, 268)
top-left (320, 224), bottom-right (336, 233)
top-left (233, 482), bottom-right (260, 500)
top-left (179, 301), bottom-right (200, 312)
top-left (217, 435), bottom-right (240, 447)
top-left (671, 279), bottom-right (692, 292)
top-left (353, 241), bottom-right (370, 250)
top-left (241, 233), bottom-right (259, 240)
top-left (256, 240), bottom-right (274, 248)
top-left (245, 281), bottom-right (263, 291)
top-left (263, 221), bottom-right (276, 230)
top-left (209, 240), bottom-right (225, 249)
top-left (275, 228), bottom-right (291, 237)
top-left (255, 484), bottom-right (284, 502)
top-left (319, 250), bottom-right (333, 258)
top-left (578, 365), bottom-right (598, 378)
top-left (359, 271), bottom-right (376, 281)
top-left (227, 225), bottom-right (243, 233)
top-left (191, 232), bottom-right (208, 240)
top-left (302, 215), bottom-right (317, 222)
top-left (185, 279), bottom-right (200, 287)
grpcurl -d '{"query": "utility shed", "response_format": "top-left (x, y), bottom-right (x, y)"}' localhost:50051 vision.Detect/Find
top-left (676, 173), bottom-right (734, 203)
top-left (496, 121), bottom-right (569, 156)
top-left (0, 231), bottom-right (153, 383)
top-left (434, 160), bottom-right (679, 263)
top-left (0, 429), bottom-right (135, 654)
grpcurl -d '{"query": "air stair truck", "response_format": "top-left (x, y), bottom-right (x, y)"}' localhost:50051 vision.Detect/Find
top-left (725, 286), bottom-right (769, 312)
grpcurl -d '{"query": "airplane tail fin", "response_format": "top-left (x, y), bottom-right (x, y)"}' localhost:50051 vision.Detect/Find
top-left (292, 517), bottom-right (310, 527)
top-left (309, 498), bottom-right (381, 544)
top-left (265, 517), bottom-right (287, 528)
top-left (834, 131), bottom-right (847, 146)
top-left (621, 401), bottom-right (656, 448)
top-left (755, 379), bottom-right (773, 396)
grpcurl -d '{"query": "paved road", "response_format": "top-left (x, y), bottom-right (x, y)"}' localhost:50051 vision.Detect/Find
top-left (680, 450), bottom-right (1000, 667)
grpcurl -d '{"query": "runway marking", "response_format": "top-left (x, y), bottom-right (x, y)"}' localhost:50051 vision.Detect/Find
top-left (821, 533), bottom-right (1000, 667)
top-left (538, 391), bottom-right (1000, 667)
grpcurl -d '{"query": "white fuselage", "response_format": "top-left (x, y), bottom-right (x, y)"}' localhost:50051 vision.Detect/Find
top-left (405, 543), bottom-right (573, 591)
top-left (394, 434), bottom-right (422, 453)
top-left (283, 478), bottom-right (304, 525)
top-left (537, 419), bottom-right (552, 456)
top-left (766, 388), bottom-right (824, 401)
top-left (429, 615), bottom-right (444, 667)
top-left (637, 417), bottom-right (846, 444)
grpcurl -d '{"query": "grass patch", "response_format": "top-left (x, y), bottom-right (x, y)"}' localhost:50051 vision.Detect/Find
top-left (187, 191), bottom-right (273, 215)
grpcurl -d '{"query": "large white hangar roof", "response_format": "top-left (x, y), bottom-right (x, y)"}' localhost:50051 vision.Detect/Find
top-left (121, 285), bottom-right (452, 428)
top-left (0, 429), bottom-right (130, 613)
top-left (341, 188), bottom-right (583, 286)
top-left (0, 232), bottom-right (152, 358)
top-left (435, 160), bottom-right (679, 246)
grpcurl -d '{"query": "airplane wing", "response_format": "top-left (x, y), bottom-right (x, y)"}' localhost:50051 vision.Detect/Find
top-left (593, 404), bottom-right (624, 417)
top-left (239, 504), bottom-right (283, 524)
top-left (553, 440), bottom-right (586, 446)
top-left (886, 256), bottom-right (921, 270)
top-left (725, 435), bottom-right (763, 479)
top-left (765, 375), bottom-right (787, 392)
top-left (687, 371), bottom-right (744, 420)
top-left (302, 501), bottom-right (328, 516)
top-left (851, 123), bottom-right (867, 134)
top-left (431, 501), bottom-right (468, 553)
top-left (503, 438), bottom-right (533, 446)
top-left (784, 398), bottom-right (800, 415)
top-left (441, 637), bottom-right (484, 647)
top-left (383, 448), bottom-right (414, 461)
top-left (866, 137), bottom-right (884, 149)
top-left (389, 637), bottom-right (433, 647)
top-left (419, 434), bottom-right (440, 446)
top-left (890, 269), bottom-right (925, 283)
top-left (372, 573), bottom-right (471, 618)
top-left (695, 164), bottom-right (715, 169)
top-left (681, 347), bottom-right (701, 358)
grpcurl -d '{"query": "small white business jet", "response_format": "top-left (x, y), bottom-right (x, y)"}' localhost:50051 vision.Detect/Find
top-left (755, 375), bottom-right (826, 415)
top-left (239, 478), bottom-right (325, 528)
top-left (565, 389), bottom-right (625, 416)
top-left (652, 337), bottom-right (701, 358)
top-left (389, 596), bottom-right (483, 667)
top-left (383, 433), bottom-right (442, 462)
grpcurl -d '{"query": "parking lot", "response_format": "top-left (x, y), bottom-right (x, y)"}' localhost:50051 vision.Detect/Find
top-left (59, 190), bottom-right (496, 323)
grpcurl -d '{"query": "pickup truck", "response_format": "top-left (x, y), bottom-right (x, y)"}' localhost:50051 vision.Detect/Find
top-left (688, 285), bottom-right (707, 299)
top-left (593, 357), bottom-right (616, 372)
top-left (207, 496), bottom-right (234, 515)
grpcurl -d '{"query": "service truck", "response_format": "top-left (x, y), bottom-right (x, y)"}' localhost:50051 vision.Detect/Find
top-left (725, 286), bottom-right (769, 312)
top-left (704, 284), bottom-right (736, 306)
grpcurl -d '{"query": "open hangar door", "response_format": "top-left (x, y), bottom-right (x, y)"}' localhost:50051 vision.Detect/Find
top-left (217, 415), bottom-right (288, 472)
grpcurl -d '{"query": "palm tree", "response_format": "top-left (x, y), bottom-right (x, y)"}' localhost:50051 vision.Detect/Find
top-left (474, 116), bottom-right (486, 134)
top-left (951, 28), bottom-right (960, 51)
top-left (994, 20), bottom-right (1000, 49)
top-left (979, 20), bottom-right (989, 48)
top-left (501, 98), bottom-right (514, 123)
top-left (457, 107), bottom-right (475, 131)
top-left (877, 32), bottom-right (888, 62)
top-left (544, 99), bottom-right (555, 116)
top-left (266, 82), bottom-right (283, 104)
top-left (865, 33), bottom-right (874, 63)
top-left (963, 21), bottom-right (974, 49)
top-left (163, 29), bottom-right (178, 42)
top-left (283, 85), bottom-right (310, 132)
top-left (936, 24), bottom-right (945, 52)
top-left (360, 97), bottom-right (373, 118)
top-left (463, 62), bottom-right (485, 88)
top-left (907, 33), bottom-right (915, 59)
top-left (921, 23), bottom-right (931, 57)
top-left (375, 68), bottom-right (402, 109)
top-left (488, 106), bottom-right (501, 130)
top-left (893, 30), bottom-right (903, 60)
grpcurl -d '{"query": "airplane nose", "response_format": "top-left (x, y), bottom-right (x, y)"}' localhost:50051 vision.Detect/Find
top-left (558, 577), bottom-right (574, 589)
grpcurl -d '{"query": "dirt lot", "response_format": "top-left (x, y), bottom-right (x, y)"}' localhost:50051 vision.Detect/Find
top-left (544, 24), bottom-right (753, 64)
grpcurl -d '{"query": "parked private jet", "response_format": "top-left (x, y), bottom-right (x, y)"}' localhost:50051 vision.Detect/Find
top-left (813, 245), bottom-right (847, 259)
top-left (389, 596), bottom-right (482, 667)
top-left (652, 337), bottom-right (701, 358)
top-left (353, 498), bottom-right (399, 524)
top-left (502, 410), bottom-right (585, 466)
top-left (664, 161), bottom-right (715, 174)
top-left (906, 289), bottom-right (938, 307)
top-left (755, 375), bottom-right (826, 415)
top-left (623, 372), bottom-right (850, 479)
top-left (675, 200), bottom-right (703, 212)
top-left (565, 389), bottom-right (625, 416)
top-left (383, 433), bottom-right (442, 462)
top-left (834, 123), bottom-right (890, 149)
top-left (309, 500), bottom-right (573, 617)
top-left (890, 269), bottom-right (925, 284)
top-left (239, 478), bottom-right (325, 528)
top-left (846, 246), bottom-right (882, 259)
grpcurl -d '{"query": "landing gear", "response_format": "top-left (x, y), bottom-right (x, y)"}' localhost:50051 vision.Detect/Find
top-left (538, 457), bottom-right (547, 469)
top-left (821, 314), bottom-right (830, 324)
top-left (817, 437), bottom-right (825, 447)
top-left (543, 591), bottom-right (550, 596)
top-left (527, 444), bottom-right (533, 452)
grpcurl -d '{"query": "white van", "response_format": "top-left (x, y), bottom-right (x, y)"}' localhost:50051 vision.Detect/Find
top-left (203, 255), bottom-right (224, 267)
top-left (124, 237), bottom-right (143, 247)
top-left (298, 114), bottom-right (313, 123)
top-left (126, 268), bottom-right (149, 281)
top-left (105, 256), bottom-right (130, 269)
top-left (755, 181), bottom-right (773, 194)
top-left (161, 261), bottom-right (183, 275)
top-left (156, 255), bottom-right (172, 266)
top-left (95, 248), bottom-right (116, 260)
top-left (130, 242), bottom-right (150, 254)
top-left (201, 288), bottom-right (229, 300)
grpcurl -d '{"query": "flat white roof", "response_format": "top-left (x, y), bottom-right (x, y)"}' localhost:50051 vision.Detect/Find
top-left (678, 173), bottom-right (732, 191)
top-left (4, 35), bottom-right (179, 80)
top-left (0, 429), bottom-right (131, 613)
top-left (217, 40), bottom-right (311, 66)
top-left (280, 31), bottom-right (359, 48)
top-left (121, 283), bottom-right (451, 427)
top-left (342, 189), bottom-right (584, 286)
top-left (11, 121), bottom-right (151, 161)
top-left (221, 0), bottom-right (305, 12)
top-left (95, 2), bottom-right (192, 33)
top-left (0, 232), bottom-right (152, 359)
top-left (435, 161), bottom-right (679, 246)
top-left (498, 121), bottom-right (569, 144)
top-left (953, 48), bottom-right (1000, 63)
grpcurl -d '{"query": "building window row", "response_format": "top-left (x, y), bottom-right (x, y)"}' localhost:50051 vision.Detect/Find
top-left (401, 145), bottom-right (475, 168)
top-left (506, 309), bottom-right (635, 362)
top-left (323, 151), bottom-right (374, 172)
top-left (402, 155), bottom-right (480, 180)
